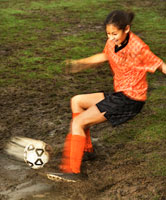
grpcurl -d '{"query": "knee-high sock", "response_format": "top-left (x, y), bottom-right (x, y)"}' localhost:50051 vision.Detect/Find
top-left (70, 135), bottom-right (86, 173)
top-left (72, 113), bottom-right (93, 152)
top-left (60, 133), bottom-right (72, 173)
top-left (84, 128), bottom-right (93, 152)
top-left (60, 113), bottom-right (93, 173)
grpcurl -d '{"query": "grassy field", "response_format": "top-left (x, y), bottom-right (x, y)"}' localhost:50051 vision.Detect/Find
top-left (0, 0), bottom-right (166, 199)
top-left (0, 0), bottom-right (165, 83)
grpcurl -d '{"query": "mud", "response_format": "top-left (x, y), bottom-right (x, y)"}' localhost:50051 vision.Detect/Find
top-left (0, 70), bottom-right (166, 200)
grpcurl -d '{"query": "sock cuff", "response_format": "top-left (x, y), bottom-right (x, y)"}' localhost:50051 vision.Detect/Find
top-left (72, 134), bottom-right (86, 142)
top-left (66, 133), bottom-right (72, 138)
top-left (72, 112), bottom-right (80, 118)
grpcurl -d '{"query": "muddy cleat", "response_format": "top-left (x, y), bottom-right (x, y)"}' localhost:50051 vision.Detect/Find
top-left (47, 172), bottom-right (82, 182)
top-left (82, 151), bottom-right (97, 162)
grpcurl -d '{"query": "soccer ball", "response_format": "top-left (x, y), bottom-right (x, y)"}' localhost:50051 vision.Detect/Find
top-left (24, 140), bottom-right (52, 169)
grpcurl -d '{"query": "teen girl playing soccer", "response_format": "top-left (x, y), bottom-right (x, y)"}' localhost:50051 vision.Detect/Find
top-left (47, 10), bottom-right (166, 182)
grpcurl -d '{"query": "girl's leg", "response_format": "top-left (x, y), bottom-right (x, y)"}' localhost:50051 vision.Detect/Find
top-left (70, 105), bottom-right (107, 173)
top-left (71, 93), bottom-right (104, 151)
top-left (60, 93), bottom-right (105, 173)
top-left (47, 94), bottom-right (107, 182)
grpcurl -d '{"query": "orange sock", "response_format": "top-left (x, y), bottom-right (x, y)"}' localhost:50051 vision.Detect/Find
top-left (72, 112), bottom-right (80, 118)
top-left (72, 113), bottom-right (93, 152)
top-left (60, 133), bottom-right (72, 173)
top-left (70, 135), bottom-right (86, 174)
top-left (84, 129), bottom-right (93, 152)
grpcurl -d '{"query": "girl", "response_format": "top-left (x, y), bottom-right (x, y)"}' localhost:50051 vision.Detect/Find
top-left (47, 10), bottom-right (166, 182)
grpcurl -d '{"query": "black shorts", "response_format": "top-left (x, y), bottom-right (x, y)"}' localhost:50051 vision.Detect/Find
top-left (96, 92), bottom-right (145, 127)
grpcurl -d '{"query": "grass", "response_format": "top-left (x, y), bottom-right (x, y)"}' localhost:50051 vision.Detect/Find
top-left (1, 0), bottom-right (165, 82)
top-left (0, 0), bottom-right (166, 197)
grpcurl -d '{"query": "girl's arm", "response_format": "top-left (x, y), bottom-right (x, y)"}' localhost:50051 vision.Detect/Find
top-left (66, 53), bottom-right (108, 74)
top-left (159, 62), bottom-right (166, 74)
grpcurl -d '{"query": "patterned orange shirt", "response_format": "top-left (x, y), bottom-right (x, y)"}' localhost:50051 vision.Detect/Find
top-left (103, 31), bottom-right (163, 101)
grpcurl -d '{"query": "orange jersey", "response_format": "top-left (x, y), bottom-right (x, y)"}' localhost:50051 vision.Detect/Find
top-left (103, 32), bottom-right (163, 101)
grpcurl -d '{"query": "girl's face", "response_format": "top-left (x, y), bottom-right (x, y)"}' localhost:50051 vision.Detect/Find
top-left (106, 24), bottom-right (130, 46)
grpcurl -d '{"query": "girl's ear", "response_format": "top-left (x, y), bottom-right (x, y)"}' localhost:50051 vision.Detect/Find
top-left (125, 25), bottom-right (130, 33)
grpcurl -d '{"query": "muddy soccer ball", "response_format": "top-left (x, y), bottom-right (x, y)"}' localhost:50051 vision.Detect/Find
top-left (24, 141), bottom-right (52, 169)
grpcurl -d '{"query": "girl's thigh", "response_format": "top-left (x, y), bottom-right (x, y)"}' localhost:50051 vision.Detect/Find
top-left (71, 92), bottom-right (105, 112)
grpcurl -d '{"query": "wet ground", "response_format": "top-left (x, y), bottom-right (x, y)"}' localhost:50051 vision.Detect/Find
top-left (0, 71), bottom-right (166, 200)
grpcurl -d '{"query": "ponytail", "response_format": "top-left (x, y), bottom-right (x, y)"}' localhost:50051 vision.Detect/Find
top-left (128, 12), bottom-right (135, 25)
top-left (104, 10), bottom-right (135, 30)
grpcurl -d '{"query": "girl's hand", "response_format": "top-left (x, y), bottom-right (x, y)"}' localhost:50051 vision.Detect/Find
top-left (162, 62), bottom-right (166, 74)
top-left (65, 59), bottom-right (90, 74)
top-left (65, 59), bottom-right (78, 74)
top-left (159, 62), bottom-right (166, 74)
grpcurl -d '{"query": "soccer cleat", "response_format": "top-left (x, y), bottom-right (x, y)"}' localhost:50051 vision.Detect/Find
top-left (82, 151), bottom-right (97, 162)
top-left (47, 172), bottom-right (82, 182)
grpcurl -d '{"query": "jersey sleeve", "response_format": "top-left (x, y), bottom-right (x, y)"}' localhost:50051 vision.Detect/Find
top-left (139, 46), bottom-right (163, 73)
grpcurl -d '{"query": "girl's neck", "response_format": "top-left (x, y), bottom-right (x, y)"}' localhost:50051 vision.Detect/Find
top-left (118, 32), bottom-right (130, 47)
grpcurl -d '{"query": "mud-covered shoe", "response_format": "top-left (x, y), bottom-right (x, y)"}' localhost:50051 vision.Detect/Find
top-left (82, 151), bottom-right (97, 162)
top-left (47, 172), bottom-right (82, 182)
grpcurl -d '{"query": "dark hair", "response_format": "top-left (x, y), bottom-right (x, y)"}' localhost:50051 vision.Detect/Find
top-left (104, 10), bottom-right (135, 30)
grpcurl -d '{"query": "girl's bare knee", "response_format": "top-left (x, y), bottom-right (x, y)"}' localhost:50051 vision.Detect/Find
top-left (70, 94), bottom-right (84, 111)
top-left (71, 95), bottom-right (80, 106)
